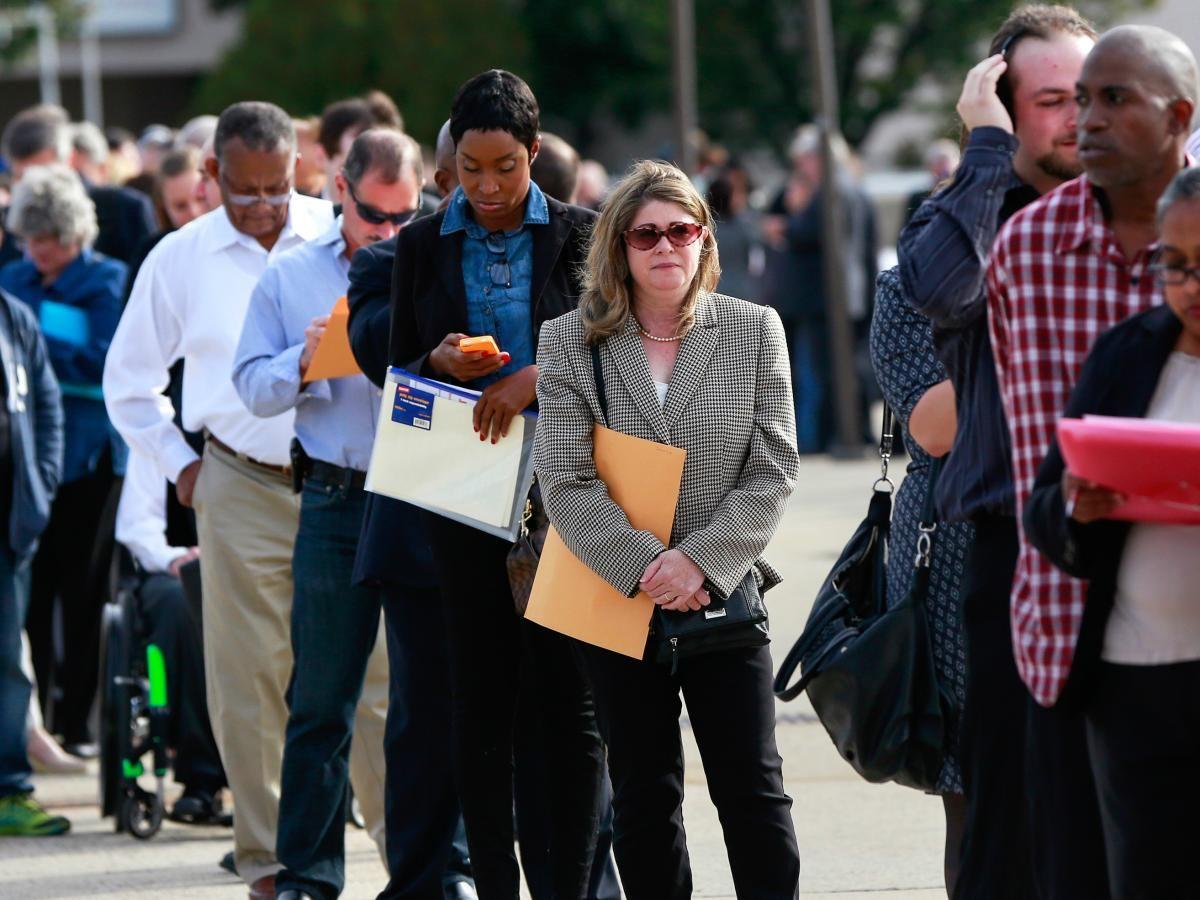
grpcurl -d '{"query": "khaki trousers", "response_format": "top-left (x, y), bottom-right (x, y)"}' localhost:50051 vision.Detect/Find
top-left (193, 442), bottom-right (389, 884)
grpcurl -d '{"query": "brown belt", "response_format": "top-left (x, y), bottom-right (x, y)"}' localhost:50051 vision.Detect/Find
top-left (206, 434), bottom-right (292, 477)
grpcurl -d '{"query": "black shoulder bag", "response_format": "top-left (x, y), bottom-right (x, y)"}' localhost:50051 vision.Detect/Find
top-left (772, 407), bottom-right (950, 792)
top-left (586, 343), bottom-right (768, 673)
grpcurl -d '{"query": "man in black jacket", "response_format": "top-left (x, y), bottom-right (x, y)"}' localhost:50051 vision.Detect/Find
top-left (350, 70), bottom-right (604, 899)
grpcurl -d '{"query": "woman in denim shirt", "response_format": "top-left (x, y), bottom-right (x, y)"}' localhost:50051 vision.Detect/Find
top-left (0, 164), bottom-right (126, 752)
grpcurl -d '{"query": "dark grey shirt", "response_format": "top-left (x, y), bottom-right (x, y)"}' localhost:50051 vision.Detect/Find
top-left (897, 127), bottom-right (1038, 522)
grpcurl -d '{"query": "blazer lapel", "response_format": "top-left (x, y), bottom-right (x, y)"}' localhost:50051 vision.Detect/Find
top-left (661, 293), bottom-right (720, 429)
top-left (530, 210), bottom-right (572, 315)
top-left (435, 231), bottom-right (468, 329)
top-left (607, 315), bottom-right (672, 444)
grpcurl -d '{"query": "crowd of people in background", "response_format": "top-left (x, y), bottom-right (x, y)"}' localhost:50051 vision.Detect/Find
top-left (0, 4), bottom-right (1196, 900)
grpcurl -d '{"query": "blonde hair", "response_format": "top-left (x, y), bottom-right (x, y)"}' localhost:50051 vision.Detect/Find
top-left (580, 159), bottom-right (720, 344)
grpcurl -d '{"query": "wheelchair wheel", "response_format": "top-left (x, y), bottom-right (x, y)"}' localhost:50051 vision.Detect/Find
top-left (119, 788), bottom-right (164, 840)
top-left (98, 600), bottom-right (133, 821)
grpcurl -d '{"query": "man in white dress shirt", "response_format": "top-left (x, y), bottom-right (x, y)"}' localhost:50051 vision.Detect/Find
top-left (104, 102), bottom-right (337, 900)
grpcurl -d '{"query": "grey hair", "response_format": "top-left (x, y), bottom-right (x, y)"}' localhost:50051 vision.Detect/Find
top-left (7, 164), bottom-right (99, 247)
top-left (71, 121), bottom-right (109, 165)
top-left (1156, 167), bottom-right (1200, 227)
top-left (1, 104), bottom-right (71, 164)
top-left (343, 128), bottom-right (423, 188)
top-left (177, 115), bottom-right (218, 151)
top-left (213, 101), bottom-right (296, 164)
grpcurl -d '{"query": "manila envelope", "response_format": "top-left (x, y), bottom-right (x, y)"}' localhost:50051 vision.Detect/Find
top-left (304, 295), bottom-right (362, 382)
top-left (524, 425), bottom-right (685, 659)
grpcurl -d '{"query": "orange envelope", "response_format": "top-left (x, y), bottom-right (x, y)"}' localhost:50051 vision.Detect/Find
top-left (303, 295), bottom-right (362, 382)
top-left (524, 425), bottom-right (686, 659)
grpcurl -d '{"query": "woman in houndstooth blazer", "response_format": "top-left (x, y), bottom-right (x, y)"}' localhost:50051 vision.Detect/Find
top-left (533, 160), bottom-right (801, 898)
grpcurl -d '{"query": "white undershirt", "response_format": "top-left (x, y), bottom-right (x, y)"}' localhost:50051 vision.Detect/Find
top-left (1103, 352), bottom-right (1200, 665)
top-left (653, 380), bottom-right (669, 407)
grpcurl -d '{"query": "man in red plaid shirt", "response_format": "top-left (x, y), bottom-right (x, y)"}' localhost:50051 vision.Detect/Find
top-left (988, 23), bottom-right (1196, 893)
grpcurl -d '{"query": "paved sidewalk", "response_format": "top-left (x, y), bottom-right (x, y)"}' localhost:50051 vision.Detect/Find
top-left (0, 456), bottom-right (949, 899)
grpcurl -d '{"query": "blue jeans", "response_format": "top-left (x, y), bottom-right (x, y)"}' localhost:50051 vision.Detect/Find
top-left (791, 323), bottom-right (827, 454)
top-left (277, 477), bottom-right (469, 900)
top-left (0, 547), bottom-right (33, 799)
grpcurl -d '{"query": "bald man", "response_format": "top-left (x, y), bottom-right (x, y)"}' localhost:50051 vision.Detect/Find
top-left (987, 23), bottom-right (1196, 899)
top-left (433, 120), bottom-right (458, 201)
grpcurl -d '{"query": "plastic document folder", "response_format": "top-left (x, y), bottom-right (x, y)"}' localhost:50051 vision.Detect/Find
top-left (1057, 415), bottom-right (1200, 524)
top-left (365, 368), bottom-right (536, 541)
top-left (303, 296), bottom-right (362, 382)
top-left (524, 426), bottom-right (686, 659)
top-left (39, 300), bottom-right (89, 347)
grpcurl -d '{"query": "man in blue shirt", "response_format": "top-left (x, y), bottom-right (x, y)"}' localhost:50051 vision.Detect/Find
top-left (234, 128), bottom-right (473, 900)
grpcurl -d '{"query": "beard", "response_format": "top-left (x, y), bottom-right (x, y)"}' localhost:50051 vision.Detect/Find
top-left (1036, 146), bottom-right (1083, 183)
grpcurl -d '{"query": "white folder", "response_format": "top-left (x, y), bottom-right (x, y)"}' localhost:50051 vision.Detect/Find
top-left (365, 367), bottom-right (536, 542)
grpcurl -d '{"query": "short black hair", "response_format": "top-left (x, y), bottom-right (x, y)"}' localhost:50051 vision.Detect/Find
top-left (450, 70), bottom-right (539, 153)
top-left (1, 105), bottom-right (70, 163)
top-left (530, 132), bottom-right (579, 202)
top-left (214, 101), bottom-right (296, 164)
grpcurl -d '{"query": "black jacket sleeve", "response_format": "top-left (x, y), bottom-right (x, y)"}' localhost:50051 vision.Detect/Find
top-left (346, 237), bottom-right (396, 389)
top-left (1024, 335), bottom-right (1122, 580)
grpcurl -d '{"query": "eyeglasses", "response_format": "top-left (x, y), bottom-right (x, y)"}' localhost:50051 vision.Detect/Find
top-left (486, 231), bottom-right (510, 287)
top-left (1151, 261), bottom-right (1200, 286)
top-left (219, 173), bottom-right (292, 207)
top-left (623, 221), bottom-right (706, 251)
top-left (345, 179), bottom-right (421, 227)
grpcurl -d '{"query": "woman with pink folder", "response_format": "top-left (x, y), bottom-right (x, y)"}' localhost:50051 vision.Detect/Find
top-left (534, 160), bottom-right (801, 897)
top-left (1024, 167), bottom-right (1200, 898)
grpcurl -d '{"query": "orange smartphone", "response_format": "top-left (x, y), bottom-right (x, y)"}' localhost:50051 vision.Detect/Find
top-left (459, 335), bottom-right (500, 357)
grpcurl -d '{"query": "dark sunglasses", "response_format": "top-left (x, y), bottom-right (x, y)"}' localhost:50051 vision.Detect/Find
top-left (485, 232), bottom-right (511, 287)
top-left (623, 221), bottom-right (706, 251)
top-left (345, 179), bottom-right (420, 227)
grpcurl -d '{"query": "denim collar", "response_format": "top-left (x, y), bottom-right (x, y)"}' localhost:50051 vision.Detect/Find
top-left (440, 181), bottom-right (550, 238)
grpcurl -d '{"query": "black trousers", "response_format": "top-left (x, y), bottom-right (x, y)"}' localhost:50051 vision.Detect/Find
top-left (579, 641), bottom-right (799, 900)
top-left (138, 573), bottom-right (225, 792)
top-left (424, 514), bottom-right (605, 900)
top-left (1086, 660), bottom-right (1200, 900)
top-left (954, 515), bottom-right (1034, 900)
top-left (1026, 695), bottom-right (1110, 900)
top-left (26, 466), bottom-right (119, 743)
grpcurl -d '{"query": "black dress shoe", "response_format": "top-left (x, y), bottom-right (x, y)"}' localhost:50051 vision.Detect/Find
top-left (218, 850), bottom-right (237, 875)
top-left (276, 890), bottom-right (315, 900)
top-left (444, 882), bottom-right (478, 900)
top-left (171, 789), bottom-right (233, 826)
top-left (62, 741), bottom-right (99, 759)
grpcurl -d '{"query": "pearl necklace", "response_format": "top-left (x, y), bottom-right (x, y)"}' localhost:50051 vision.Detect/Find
top-left (633, 316), bottom-right (683, 343)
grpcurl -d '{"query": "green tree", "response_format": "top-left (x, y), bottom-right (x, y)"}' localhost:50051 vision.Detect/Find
top-left (194, 0), bottom-right (529, 143)
top-left (201, 0), bottom-right (1156, 154)
top-left (0, 1), bottom-right (84, 67)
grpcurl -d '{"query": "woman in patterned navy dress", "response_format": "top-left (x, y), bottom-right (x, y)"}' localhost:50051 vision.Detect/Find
top-left (870, 265), bottom-right (971, 895)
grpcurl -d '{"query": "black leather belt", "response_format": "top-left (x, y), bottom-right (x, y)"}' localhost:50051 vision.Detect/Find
top-left (305, 459), bottom-right (367, 492)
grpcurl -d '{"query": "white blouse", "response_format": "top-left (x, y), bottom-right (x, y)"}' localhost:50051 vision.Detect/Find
top-left (1103, 352), bottom-right (1200, 665)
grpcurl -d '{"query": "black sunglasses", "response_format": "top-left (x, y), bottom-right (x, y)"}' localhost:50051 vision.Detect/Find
top-left (345, 179), bottom-right (420, 227)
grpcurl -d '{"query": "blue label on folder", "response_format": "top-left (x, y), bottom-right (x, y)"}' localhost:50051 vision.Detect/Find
top-left (392, 383), bottom-right (434, 430)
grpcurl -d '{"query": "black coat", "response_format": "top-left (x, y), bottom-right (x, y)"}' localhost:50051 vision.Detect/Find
top-left (345, 193), bottom-right (596, 587)
top-left (85, 182), bottom-right (157, 265)
top-left (1024, 305), bottom-right (1184, 703)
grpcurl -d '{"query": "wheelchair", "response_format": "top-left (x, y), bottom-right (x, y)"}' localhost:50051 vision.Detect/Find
top-left (97, 548), bottom-right (183, 840)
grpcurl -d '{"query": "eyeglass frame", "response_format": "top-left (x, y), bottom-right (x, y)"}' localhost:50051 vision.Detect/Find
top-left (344, 177), bottom-right (421, 227)
top-left (485, 231), bottom-right (511, 288)
top-left (218, 171), bottom-right (293, 207)
top-left (622, 221), bottom-right (707, 251)
top-left (1151, 259), bottom-right (1200, 287)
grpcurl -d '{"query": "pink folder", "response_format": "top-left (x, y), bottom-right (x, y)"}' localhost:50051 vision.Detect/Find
top-left (1056, 415), bottom-right (1200, 524)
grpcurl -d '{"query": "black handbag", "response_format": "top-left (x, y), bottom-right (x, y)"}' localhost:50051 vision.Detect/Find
top-left (773, 407), bottom-right (951, 792)
top-left (507, 478), bottom-right (548, 616)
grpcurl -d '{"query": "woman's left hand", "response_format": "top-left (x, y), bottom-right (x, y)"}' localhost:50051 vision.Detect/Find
top-left (641, 549), bottom-right (710, 611)
top-left (474, 365), bottom-right (538, 443)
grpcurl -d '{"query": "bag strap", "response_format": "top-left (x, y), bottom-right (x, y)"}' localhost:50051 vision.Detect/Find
top-left (910, 455), bottom-right (945, 580)
top-left (590, 342), bottom-right (609, 427)
top-left (876, 404), bottom-right (895, 492)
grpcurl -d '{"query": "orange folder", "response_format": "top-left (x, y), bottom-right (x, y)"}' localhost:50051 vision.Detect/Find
top-left (303, 295), bottom-right (362, 382)
top-left (524, 425), bottom-right (686, 659)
